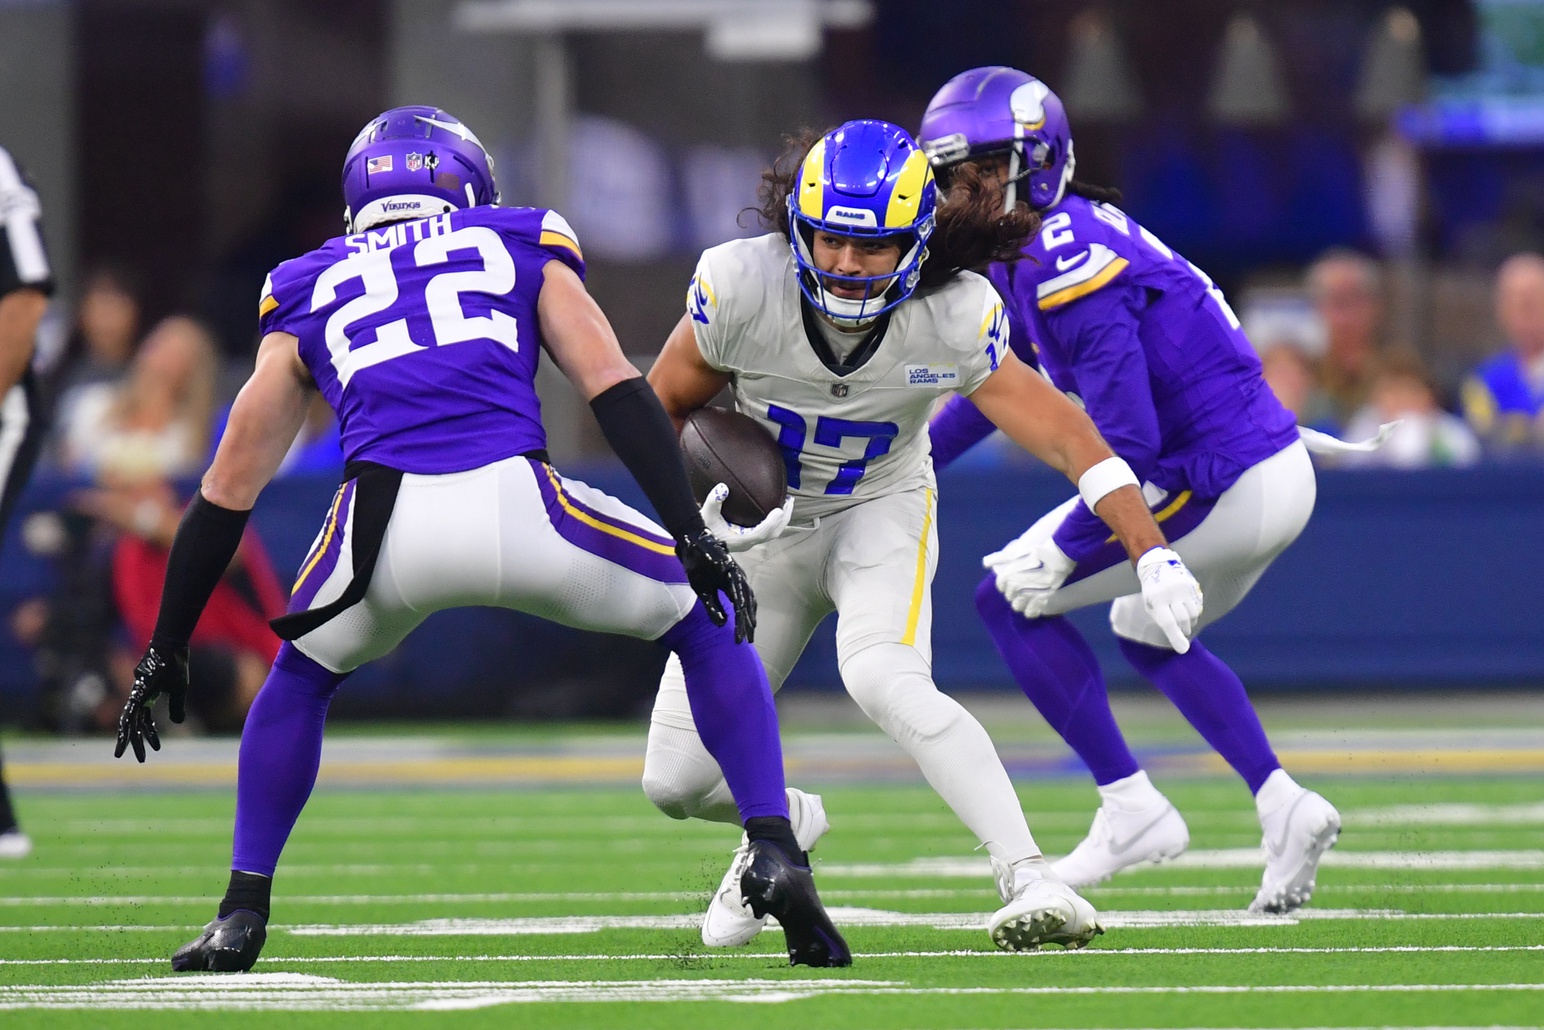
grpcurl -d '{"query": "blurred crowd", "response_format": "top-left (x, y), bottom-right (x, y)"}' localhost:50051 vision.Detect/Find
top-left (1257, 248), bottom-right (1544, 469)
top-left (11, 270), bottom-right (341, 736)
top-left (9, 242), bottom-right (1544, 736)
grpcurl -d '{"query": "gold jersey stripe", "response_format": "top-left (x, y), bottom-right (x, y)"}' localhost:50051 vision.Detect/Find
top-left (539, 230), bottom-right (583, 260)
top-left (1037, 256), bottom-right (1130, 310)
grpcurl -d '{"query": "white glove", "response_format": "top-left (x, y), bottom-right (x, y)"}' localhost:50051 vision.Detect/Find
top-left (982, 533), bottom-right (1077, 618)
top-left (1136, 546), bottom-right (1203, 654)
top-left (700, 483), bottom-right (792, 553)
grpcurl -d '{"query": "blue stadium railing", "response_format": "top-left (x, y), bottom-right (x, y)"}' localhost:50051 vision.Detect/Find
top-left (3, 460), bottom-right (1542, 723)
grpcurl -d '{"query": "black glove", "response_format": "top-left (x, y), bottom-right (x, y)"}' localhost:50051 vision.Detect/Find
top-left (114, 642), bottom-right (190, 763)
top-left (676, 528), bottom-right (757, 644)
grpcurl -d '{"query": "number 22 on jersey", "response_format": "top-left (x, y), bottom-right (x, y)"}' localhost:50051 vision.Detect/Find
top-left (311, 223), bottom-right (520, 388)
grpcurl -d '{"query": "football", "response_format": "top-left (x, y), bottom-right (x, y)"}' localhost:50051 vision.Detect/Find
top-left (680, 407), bottom-right (788, 527)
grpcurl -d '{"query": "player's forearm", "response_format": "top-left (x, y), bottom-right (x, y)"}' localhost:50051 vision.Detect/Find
top-left (150, 493), bottom-right (251, 649)
top-left (0, 288), bottom-right (47, 393)
top-left (982, 388), bottom-right (1112, 481)
top-left (1092, 484), bottom-right (1168, 564)
top-left (590, 377), bottom-right (707, 541)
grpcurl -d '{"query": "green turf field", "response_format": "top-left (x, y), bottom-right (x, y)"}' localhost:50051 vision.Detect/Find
top-left (1, 695), bottom-right (1542, 1028)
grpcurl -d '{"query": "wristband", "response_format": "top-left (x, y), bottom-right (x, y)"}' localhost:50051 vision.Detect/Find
top-left (1077, 456), bottom-right (1140, 511)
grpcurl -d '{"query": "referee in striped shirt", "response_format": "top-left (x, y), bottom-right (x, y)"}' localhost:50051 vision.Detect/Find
top-left (0, 143), bottom-right (55, 859)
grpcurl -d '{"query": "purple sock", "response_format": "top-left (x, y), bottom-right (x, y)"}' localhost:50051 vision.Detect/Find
top-left (1117, 638), bottom-right (1280, 794)
top-left (660, 602), bottom-right (788, 823)
top-left (974, 575), bottom-right (1140, 785)
top-left (232, 643), bottom-right (349, 876)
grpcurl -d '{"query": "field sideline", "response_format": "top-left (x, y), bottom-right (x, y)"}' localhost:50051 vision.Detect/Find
top-left (0, 692), bottom-right (1541, 1028)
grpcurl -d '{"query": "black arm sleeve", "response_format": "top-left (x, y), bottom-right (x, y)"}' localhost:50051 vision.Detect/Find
top-left (589, 377), bottom-right (707, 542)
top-left (149, 491), bottom-right (252, 649)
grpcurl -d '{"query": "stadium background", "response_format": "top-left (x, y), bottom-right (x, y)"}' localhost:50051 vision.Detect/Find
top-left (1, 0), bottom-right (1542, 724)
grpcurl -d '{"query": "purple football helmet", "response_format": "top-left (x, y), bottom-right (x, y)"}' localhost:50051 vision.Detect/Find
top-left (341, 106), bottom-right (499, 233)
top-left (918, 66), bottom-right (1074, 212)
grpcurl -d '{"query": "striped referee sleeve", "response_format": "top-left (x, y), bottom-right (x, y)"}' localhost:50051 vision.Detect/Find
top-left (0, 145), bottom-right (54, 298)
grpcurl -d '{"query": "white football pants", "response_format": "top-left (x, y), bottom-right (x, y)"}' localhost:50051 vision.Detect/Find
top-left (1027, 439), bottom-right (1317, 648)
top-left (290, 454), bottom-right (696, 673)
top-left (644, 483), bottom-right (1043, 865)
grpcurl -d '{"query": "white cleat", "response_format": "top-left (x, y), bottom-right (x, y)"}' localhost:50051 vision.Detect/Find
top-left (0, 831), bottom-right (32, 859)
top-left (988, 863), bottom-right (1103, 951)
top-left (1051, 798), bottom-right (1190, 889)
top-left (1250, 788), bottom-right (1340, 914)
top-left (701, 787), bottom-right (830, 948)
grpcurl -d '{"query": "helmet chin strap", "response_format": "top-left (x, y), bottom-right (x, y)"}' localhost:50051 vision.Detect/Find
top-left (1050, 140), bottom-right (1076, 208)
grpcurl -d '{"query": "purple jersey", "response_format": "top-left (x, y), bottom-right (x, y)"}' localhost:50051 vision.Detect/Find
top-left (986, 196), bottom-right (1300, 558)
top-left (258, 205), bottom-right (584, 474)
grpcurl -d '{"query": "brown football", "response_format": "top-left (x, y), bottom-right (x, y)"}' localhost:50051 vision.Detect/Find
top-left (680, 407), bottom-right (789, 527)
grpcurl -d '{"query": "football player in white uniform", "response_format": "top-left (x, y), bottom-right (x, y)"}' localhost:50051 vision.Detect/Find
top-left (639, 120), bottom-right (1206, 951)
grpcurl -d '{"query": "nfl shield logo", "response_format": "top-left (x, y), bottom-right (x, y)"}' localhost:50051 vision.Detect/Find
top-left (366, 155), bottom-right (393, 174)
top-left (406, 153), bottom-right (424, 172)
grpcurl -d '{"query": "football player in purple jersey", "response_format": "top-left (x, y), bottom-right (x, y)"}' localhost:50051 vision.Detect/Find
top-left (920, 69), bottom-right (1341, 913)
top-left (112, 106), bottom-right (849, 971)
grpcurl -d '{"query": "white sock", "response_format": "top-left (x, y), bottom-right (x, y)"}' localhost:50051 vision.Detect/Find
top-left (1096, 769), bottom-right (1167, 813)
top-left (1254, 768), bottom-right (1302, 817)
top-left (841, 642), bottom-right (1040, 863)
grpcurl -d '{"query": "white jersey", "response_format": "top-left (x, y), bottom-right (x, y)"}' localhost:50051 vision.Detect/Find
top-left (689, 233), bottom-right (1007, 523)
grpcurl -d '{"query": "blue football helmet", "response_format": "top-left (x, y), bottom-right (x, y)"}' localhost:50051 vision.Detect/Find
top-left (342, 106), bottom-right (499, 233)
top-left (787, 120), bottom-right (937, 323)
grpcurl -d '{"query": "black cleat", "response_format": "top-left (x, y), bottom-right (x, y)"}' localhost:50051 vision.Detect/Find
top-left (171, 910), bottom-right (268, 972)
top-left (739, 840), bottom-right (852, 967)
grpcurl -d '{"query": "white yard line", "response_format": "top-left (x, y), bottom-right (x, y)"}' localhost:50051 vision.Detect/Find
top-left (2, 944), bottom-right (1542, 966)
top-left (276, 907), bottom-right (1544, 934)
top-left (8, 881), bottom-right (1544, 906)
top-left (0, 891), bottom-right (706, 906)
top-left (823, 850), bottom-right (1544, 877)
top-left (1348, 803), bottom-right (1544, 826)
top-left (6, 906), bottom-right (1544, 934)
top-left (6, 907), bottom-right (1544, 935)
top-left (2, 975), bottom-right (1543, 1011)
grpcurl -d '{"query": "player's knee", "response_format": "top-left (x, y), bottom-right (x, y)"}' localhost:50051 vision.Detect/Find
top-left (640, 729), bottom-right (720, 821)
top-left (840, 643), bottom-right (961, 746)
top-left (640, 768), bottom-right (698, 821)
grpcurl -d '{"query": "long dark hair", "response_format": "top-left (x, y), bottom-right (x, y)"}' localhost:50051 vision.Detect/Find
top-left (752, 129), bottom-right (1040, 289)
